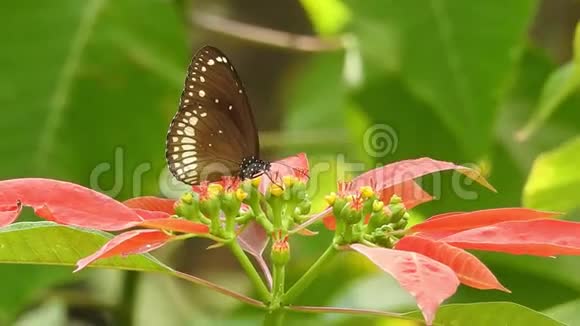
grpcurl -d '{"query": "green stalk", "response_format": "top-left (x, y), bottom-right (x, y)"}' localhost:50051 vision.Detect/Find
top-left (282, 245), bottom-right (337, 304)
top-left (229, 241), bottom-right (271, 302)
top-left (270, 264), bottom-right (286, 310)
top-left (262, 308), bottom-right (285, 326)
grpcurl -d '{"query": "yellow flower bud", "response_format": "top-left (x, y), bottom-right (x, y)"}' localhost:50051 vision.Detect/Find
top-left (283, 175), bottom-right (297, 187)
top-left (372, 200), bottom-right (384, 212)
top-left (235, 188), bottom-right (248, 201)
top-left (325, 192), bottom-right (337, 206)
top-left (207, 183), bottom-right (223, 196)
top-left (251, 176), bottom-right (262, 187)
top-left (345, 195), bottom-right (355, 202)
top-left (360, 186), bottom-right (374, 199)
top-left (270, 183), bottom-right (284, 197)
top-left (180, 192), bottom-right (193, 205)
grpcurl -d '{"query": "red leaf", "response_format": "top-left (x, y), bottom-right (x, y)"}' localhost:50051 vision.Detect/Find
top-left (237, 221), bottom-right (272, 288)
top-left (260, 153), bottom-right (309, 192)
top-left (396, 236), bottom-right (509, 292)
top-left (350, 157), bottom-right (496, 193)
top-left (350, 244), bottom-right (459, 325)
top-left (138, 218), bottom-right (209, 234)
top-left (124, 196), bottom-right (176, 214)
top-left (0, 202), bottom-right (23, 226)
top-left (75, 229), bottom-right (172, 271)
top-left (0, 178), bottom-right (142, 230)
top-left (131, 209), bottom-right (170, 220)
top-left (271, 152), bottom-right (309, 181)
top-left (441, 219), bottom-right (580, 256)
top-left (412, 208), bottom-right (560, 234)
top-left (379, 180), bottom-right (433, 209)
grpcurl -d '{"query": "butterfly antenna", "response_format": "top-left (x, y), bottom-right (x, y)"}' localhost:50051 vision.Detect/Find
top-left (264, 170), bottom-right (284, 189)
top-left (271, 161), bottom-right (310, 181)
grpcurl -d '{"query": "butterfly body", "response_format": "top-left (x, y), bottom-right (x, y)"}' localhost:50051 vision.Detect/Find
top-left (239, 156), bottom-right (271, 180)
top-left (166, 46), bottom-right (270, 184)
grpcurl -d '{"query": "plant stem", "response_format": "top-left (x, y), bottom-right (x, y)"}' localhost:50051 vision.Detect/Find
top-left (229, 241), bottom-right (271, 303)
top-left (271, 264), bottom-right (285, 309)
top-left (282, 245), bottom-right (337, 304)
top-left (262, 308), bottom-right (286, 326)
top-left (115, 270), bottom-right (139, 326)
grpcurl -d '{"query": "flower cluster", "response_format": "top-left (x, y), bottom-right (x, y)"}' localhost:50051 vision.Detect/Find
top-left (1, 155), bottom-right (580, 325)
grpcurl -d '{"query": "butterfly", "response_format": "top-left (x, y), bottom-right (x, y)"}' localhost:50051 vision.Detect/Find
top-left (165, 45), bottom-right (271, 185)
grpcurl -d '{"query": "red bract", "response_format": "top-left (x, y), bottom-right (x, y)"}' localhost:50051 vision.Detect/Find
top-left (124, 196), bottom-right (176, 215)
top-left (350, 157), bottom-right (496, 192)
top-left (412, 208), bottom-right (560, 235)
top-left (260, 153), bottom-right (309, 192)
top-left (270, 152), bottom-right (309, 182)
top-left (440, 219), bottom-right (580, 256)
top-left (139, 218), bottom-right (209, 234)
top-left (380, 180), bottom-right (433, 209)
top-left (75, 229), bottom-right (172, 272)
top-left (350, 244), bottom-right (459, 325)
top-left (0, 178), bottom-right (144, 230)
top-left (395, 236), bottom-right (509, 292)
top-left (238, 221), bottom-right (272, 287)
top-left (0, 178), bottom-right (210, 271)
top-left (0, 202), bottom-right (22, 226)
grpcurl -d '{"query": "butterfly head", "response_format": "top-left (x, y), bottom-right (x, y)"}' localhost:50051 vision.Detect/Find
top-left (239, 156), bottom-right (271, 180)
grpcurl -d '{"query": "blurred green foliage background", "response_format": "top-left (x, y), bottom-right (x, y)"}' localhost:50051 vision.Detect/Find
top-left (1, 0), bottom-right (579, 325)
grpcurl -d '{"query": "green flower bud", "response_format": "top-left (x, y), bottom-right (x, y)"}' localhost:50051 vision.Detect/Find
top-left (389, 194), bottom-right (403, 205)
top-left (388, 202), bottom-right (407, 223)
top-left (296, 199), bottom-right (311, 215)
top-left (270, 238), bottom-right (290, 266)
top-left (200, 195), bottom-right (221, 221)
top-left (221, 191), bottom-right (242, 218)
top-left (331, 197), bottom-right (348, 220)
top-left (174, 192), bottom-right (201, 221)
top-left (341, 203), bottom-right (362, 225)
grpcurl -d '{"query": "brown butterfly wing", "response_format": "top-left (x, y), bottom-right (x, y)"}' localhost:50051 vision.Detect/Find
top-left (166, 46), bottom-right (259, 184)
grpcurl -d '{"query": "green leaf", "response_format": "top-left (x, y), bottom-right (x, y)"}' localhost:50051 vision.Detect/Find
top-left (543, 298), bottom-right (580, 326)
top-left (345, 0), bottom-right (539, 157)
top-left (523, 136), bottom-right (580, 211)
top-left (277, 52), bottom-right (348, 153)
top-left (405, 302), bottom-right (565, 326)
top-left (516, 62), bottom-right (580, 141)
top-left (516, 22), bottom-right (580, 141)
top-left (299, 0), bottom-right (351, 35)
top-left (0, 222), bottom-right (170, 272)
top-left (0, 0), bottom-right (187, 199)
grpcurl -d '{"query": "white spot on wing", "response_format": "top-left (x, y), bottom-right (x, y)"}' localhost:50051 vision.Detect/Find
top-left (199, 90), bottom-right (205, 97)
top-left (184, 126), bottom-right (195, 136)
top-left (189, 117), bottom-right (198, 125)
top-left (200, 112), bottom-right (207, 117)
top-left (207, 59), bottom-right (215, 65)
